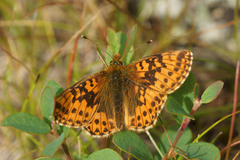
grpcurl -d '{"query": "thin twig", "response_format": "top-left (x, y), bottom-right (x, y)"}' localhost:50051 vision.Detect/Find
top-left (51, 121), bottom-right (71, 160)
top-left (146, 130), bottom-right (164, 158)
top-left (225, 59), bottom-right (239, 159)
top-left (66, 1), bottom-right (88, 86)
top-left (163, 100), bottom-right (201, 159)
top-left (0, 46), bottom-right (36, 78)
top-left (225, 0), bottom-right (239, 159)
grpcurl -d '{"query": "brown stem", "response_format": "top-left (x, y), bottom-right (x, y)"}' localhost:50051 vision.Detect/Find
top-left (225, 59), bottom-right (239, 159)
top-left (51, 121), bottom-right (71, 160)
top-left (66, 1), bottom-right (87, 86)
top-left (163, 100), bottom-right (201, 159)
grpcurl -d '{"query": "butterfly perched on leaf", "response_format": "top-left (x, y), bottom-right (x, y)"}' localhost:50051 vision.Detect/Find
top-left (54, 45), bottom-right (193, 137)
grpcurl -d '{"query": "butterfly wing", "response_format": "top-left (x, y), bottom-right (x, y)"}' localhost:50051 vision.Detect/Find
top-left (54, 71), bottom-right (120, 137)
top-left (123, 83), bottom-right (168, 131)
top-left (123, 50), bottom-right (193, 131)
top-left (83, 78), bottom-right (122, 137)
top-left (84, 108), bottom-right (119, 137)
top-left (54, 72), bottom-right (106, 128)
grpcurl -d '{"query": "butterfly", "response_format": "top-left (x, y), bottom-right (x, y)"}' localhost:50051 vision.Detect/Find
top-left (54, 50), bottom-right (193, 137)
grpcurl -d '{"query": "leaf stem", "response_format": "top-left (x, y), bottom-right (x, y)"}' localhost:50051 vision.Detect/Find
top-left (163, 100), bottom-right (201, 159)
top-left (146, 130), bottom-right (164, 158)
top-left (51, 121), bottom-right (71, 160)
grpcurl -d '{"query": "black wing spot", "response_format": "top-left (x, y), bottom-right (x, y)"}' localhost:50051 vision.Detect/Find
top-left (151, 101), bottom-right (155, 107)
top-left (174, 67), bottom-right (179, 72)
top-left (103, 128), bottom-right (108, 132)
top-left (164, 78), bottom-right (168, 83)
top-left (143, 111), bottom-right (147, 116)
top-left (102, 121), bottom-right (107, 126)
top-left (137, 116), bottom-right (140, 120)
top-left (149, 109), bottom-right (152, 113)
top-left (95, 119), bottom-right (99, 124)
top-left (79, 110), bottom-right (83, 115)
top-left (72, 108), bottom-right (76, 113)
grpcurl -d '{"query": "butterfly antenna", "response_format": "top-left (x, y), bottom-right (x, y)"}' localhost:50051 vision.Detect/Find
top-left (121, 40), bottom-right (153, 60)
top-left (81, 35), bottom-right (112, 68)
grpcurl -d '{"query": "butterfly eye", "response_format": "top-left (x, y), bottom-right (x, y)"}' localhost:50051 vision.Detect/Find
top-left (110, 60), bottom-right (123, 66)
top-left (110, 60), bottom-right (117, 65)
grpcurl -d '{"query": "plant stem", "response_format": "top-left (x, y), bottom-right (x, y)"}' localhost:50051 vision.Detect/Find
top-left (146, 130), bottom-right (164, 158)
top-left (66, 1), bottom-right (87, 86)
top-left (225, 59), bottom-right (239, 159)
top-left (51, 121), bottom-right (71, 160)
top-left (225, 0), bottom-right (239, 159)
top-left (163, 100), bottom-right (201, 159)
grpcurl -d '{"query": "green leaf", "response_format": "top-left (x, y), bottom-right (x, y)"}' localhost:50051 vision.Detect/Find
top-left (165, 96), bottom-right (194, 119)
top-left (201, 80), bottom-right (224, 104)
top-left (41, 79), bottom-right (64, 126)
top-left (170, 72), bottom-right (196, 123)
top-left (105, 25), bottom-right (136, 66)
top-left (117, 32), bottom-right (134, 64)
top-left (122, 24), bottom-right (137, 64)
top-left (194, 83), bottom-right (199, 99)
top-left (124, 24), bottom-right (137, 55)
top-left (180, 142), bottom-right (220, 160)
top-left (117, 31), bottom-right (127, 56)
top-left (42, 79), bottom-right (64, 97)
top-left (84, 148), bottom-right (121, 160)
top-left (40, 87), bottom-right (55, 126)
top-left (42, 133), bottom-right (65, 156)
top-left (124, 45), bottom-right (134, 65)
top-left (107, 28), bottom-right (120, 54)
top-left (1, 112), bottom-right (50, 134)
top-left (155, 124), bottom-right (192, 159)
top-left (106, 46), bottom-right (114, 66)
top-left (36, 157), bottom-right (62, 160)
top-left (106, 28), bottom-right (120, 66)
top-left (41, 79), bottom-right (70, 137)
top-left (57, 124), bottom-right (70, 139)
top-left (113, 131), bottom-right (153, 160)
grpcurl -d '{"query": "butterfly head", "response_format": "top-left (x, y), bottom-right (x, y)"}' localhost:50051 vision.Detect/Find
top-left (110, 53), bottom-right (123, 66)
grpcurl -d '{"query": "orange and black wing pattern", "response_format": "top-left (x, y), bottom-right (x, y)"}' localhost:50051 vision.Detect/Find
top-left (54, 71), bottom-right (120, 137)
top-left (123, 50), bottom-right (193, 131)
top-left (54, 72), bottom-right (106, 128)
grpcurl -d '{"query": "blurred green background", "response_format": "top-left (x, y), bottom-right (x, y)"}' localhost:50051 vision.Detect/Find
top-left (0, 0), bottom-right (239, 159)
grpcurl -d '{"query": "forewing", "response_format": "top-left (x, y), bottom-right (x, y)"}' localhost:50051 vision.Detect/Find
top-left (125, 50), bottom-right (193, 94)
top-left (54, 71), bottom-right (106, 128)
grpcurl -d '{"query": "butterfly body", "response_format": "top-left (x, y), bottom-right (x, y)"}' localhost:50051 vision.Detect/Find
top-left (54, 50), bottom-right (193, 137)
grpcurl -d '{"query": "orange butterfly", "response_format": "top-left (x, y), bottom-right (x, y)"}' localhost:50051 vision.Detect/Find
top-left (54, 50), bottom-right (193, 137)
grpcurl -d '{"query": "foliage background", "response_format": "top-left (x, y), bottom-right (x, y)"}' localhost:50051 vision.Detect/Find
top-left (0, 0), bottom-right (239, 159)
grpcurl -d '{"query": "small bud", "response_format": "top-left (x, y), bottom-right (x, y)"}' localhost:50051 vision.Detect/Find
top-left (147, 40), bottom-right (153, 44)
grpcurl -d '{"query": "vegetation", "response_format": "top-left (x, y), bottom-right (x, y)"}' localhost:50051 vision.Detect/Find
top-left (0, 1), bottom-right (239, 159)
